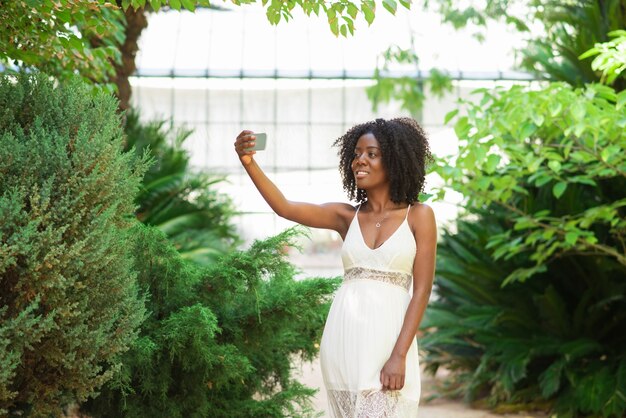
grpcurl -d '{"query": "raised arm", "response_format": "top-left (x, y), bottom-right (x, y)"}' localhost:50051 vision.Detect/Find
top-left (234, 130), bottom-right (353, 237)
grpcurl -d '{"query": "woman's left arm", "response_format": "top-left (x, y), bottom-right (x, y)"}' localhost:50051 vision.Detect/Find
top-left (380, 204), bottom-right (437, 391)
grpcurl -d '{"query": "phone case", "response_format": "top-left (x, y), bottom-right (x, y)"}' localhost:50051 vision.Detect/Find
top-left (251, 133), bottom-right (267, 151)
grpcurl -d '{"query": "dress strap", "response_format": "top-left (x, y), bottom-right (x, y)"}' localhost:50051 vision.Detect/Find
top-left (404, 204), bottom-right (412, 220)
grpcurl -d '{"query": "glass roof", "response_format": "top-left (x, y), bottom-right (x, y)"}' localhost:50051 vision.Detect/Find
top-left (136, 4), bottom-right (530, 80)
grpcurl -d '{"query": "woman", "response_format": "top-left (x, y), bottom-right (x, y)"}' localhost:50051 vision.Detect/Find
top-left (234, 117), bottom-right (437, 417)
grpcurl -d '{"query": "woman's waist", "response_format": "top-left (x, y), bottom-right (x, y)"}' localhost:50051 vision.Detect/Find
top-left (342, 266), bottom-right (412, 292)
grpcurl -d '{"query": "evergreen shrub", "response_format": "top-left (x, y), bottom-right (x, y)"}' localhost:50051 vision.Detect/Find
top-left (84, 226), bottom-right (340, 418)
top-left (0, 74), bottom-right (147, 416)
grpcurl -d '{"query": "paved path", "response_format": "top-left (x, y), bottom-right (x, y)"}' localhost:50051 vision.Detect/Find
top-left (295, 357), bottom-right (546, 418)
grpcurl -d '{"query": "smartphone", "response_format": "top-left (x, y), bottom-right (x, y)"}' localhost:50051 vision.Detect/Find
top-left (250, 132), bottom-right (267, 151)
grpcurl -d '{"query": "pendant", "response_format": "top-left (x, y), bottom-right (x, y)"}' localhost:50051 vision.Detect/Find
top-left (375, 222), bottom-right (381, 228)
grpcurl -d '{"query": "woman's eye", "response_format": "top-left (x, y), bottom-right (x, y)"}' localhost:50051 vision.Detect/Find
top-left (369, 152), bottom-right (376, 158)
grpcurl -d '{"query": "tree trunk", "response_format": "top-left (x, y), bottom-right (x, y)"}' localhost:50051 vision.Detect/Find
top-left (90, 5), bottom-right (148, 111)
top-left (116, 7), bottom-right (149, 111)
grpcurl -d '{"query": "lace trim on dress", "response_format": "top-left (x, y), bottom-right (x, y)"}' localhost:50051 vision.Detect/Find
top-left (327, 389), bottom-right (418, 418)
top-left (343, 267), bottom-right (412, 291)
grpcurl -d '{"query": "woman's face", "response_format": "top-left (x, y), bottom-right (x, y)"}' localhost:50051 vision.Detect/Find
top-left (351, 133), bottom-right (388, 190)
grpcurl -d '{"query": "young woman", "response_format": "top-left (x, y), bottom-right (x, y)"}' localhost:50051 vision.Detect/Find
top-left (233, 117), bottom-right (437, 417)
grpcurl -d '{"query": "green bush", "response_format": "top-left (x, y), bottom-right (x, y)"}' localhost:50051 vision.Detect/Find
top-left (0, 74), bottom-right (147, 416)
top-left (423, 208), bottom-right (626, 416)
top-left (424, 81), bottom-right (626, 416)
top-left (84, 227), bottom-right (340, 418)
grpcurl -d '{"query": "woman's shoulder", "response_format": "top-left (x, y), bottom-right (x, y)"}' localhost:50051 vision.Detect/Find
top-left (409, 202), bottom-right (435, 216)
top-left (408, 202), bottom-right (436, 232)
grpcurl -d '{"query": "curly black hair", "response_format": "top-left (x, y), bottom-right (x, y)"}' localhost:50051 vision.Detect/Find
top-left (333, 117), bottom-right (433, 204)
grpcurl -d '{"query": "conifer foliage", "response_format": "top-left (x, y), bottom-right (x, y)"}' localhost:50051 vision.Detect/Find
top-left (84, 226), bottom-right (339, 418)
top-left (0, 75), bottom-right (147, 416)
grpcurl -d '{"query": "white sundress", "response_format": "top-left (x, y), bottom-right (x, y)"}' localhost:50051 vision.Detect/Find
top-left (320, 204), bottom-right (420, 417)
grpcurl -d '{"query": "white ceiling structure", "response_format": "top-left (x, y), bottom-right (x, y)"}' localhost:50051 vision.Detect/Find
top-left (135, 3), bottom-right (531, 80)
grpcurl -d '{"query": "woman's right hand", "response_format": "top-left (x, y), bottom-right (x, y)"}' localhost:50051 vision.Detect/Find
top-left (234, 130), bottom-right (257, 165)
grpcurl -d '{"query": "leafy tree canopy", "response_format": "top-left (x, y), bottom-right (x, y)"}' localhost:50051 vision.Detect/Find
top-left (0, 1), bottom-right (125, 92)
top-left (0, 0), bottom-right (408, 88)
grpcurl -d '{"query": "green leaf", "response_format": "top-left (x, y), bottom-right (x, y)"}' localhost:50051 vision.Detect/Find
top-left (475, 176), bottom-right (490, 191)
top-left (362, 0), bottom-right (375, 25)
top-left (502, 265), bottom-right (547, 285)
top-left (573, 123), bottom-right (585, 137)
top-left (531, 111), bottom-right (544, 126)
top-left (519, 122), bottom-right (536, 139)
top-left (484, 154), bottom-right (500, 174)
top-left (454, 116), bottom-right (470, 138)
top-left (169, 0), bottom-right (182, 10)
top-left (548, 100), bottom-right (563, 117)
top-left (444, 109), bottom-right (459, 125)
top-left (548, 160), bottom-right (562, 173)
top-left (539, 358), bottom-right (565, 397)
top-left (501, 354), bottom-right (529, 390)
top-left (180, 0), bottom-right (195, 11)
top-left (382, 0), bottom-right (397, 14)
top-left (565, 232), bottom-right (579, 246)
top-left (418, 192), bottom-right (433, 202)
top-left (553, 181), bottom-right (567, 199)
top-left (347, 3), bottom-right (358, 19)
top-left (560, 339), bottom-right (602, 360)
top-left (534, 174), bottom-right (552, 187)
top-left (617, 90), bottom-right (626, 111)
top-left (578, 47), bottom-right (599, 60)
top-left (514, 217), bottom-right (536, 231)
top-left (56, 8), bottom-right (72, 22)
top-left (570, 176), bottom-right (597, 187)
top-left (601, 145), bottom-right (620, 162)
top-left (329, 19), bottom-right (339, 36)
top-left (570, 101), bottom-right (585, 120)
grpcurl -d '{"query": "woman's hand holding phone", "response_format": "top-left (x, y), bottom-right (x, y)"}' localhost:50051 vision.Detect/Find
top-left (234, 130), bottom-right (265, 165)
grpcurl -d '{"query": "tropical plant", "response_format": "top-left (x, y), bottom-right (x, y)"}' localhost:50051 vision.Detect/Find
top-left (123, 111), bottom-right (238, 265)
top-left (0, 74), bottom-right (147, 416)
top-left (520, 0), bottom-right (626, 91)
top-left (419, 73), bottom-right (626, 416)
top-left (83, 226), bottom-right (340, 418)
top-left (423, 204), bottom-right (626, 416)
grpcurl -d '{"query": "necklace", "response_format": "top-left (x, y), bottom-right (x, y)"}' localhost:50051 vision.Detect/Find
top-left (374, 209), bottom-right (390, 228)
